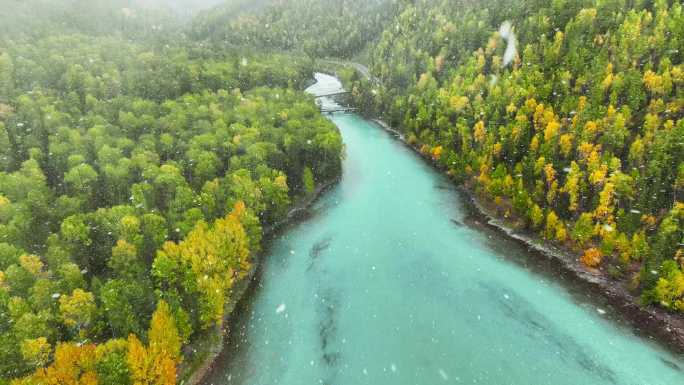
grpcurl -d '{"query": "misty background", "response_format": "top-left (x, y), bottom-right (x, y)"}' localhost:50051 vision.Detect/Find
top-left (0, 0), bottom-right (268, 39)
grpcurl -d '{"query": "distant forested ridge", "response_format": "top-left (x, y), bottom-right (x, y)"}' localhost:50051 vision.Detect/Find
top-left (191, 0), bottom-right (403, 59)
top-left (343, 0), bottom-right (684, 311)
top-left (0, 2), bottom-right (342, 384)
top-left (0, 0), bottom-right (228, 41)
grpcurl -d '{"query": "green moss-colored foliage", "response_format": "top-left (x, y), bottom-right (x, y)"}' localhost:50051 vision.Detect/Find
top-left (303, 167), bottom-right (316, 194)
top-left (0, 2), bottom-right (342, 383)
top-left (191, 0), bottom-right (402, 59)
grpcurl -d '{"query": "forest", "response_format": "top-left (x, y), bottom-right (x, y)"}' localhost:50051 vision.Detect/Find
top-left (191, 0), bottom-right (403, 59)
top-left (0, 1), bottom-right (342, 384)
top-left (2, 0), bottom-right (684, 383)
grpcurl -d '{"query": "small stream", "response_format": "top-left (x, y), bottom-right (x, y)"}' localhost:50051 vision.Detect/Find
top-left (201, 73), bottom-right (684, 385)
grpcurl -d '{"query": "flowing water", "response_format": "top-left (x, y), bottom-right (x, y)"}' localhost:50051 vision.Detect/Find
top-left (202, 73), bottom-right (684, 385)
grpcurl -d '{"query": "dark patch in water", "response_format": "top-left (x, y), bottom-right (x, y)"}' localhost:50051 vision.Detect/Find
top-left (319, 301), bottom-right (336, 352)
top-left (660, 356), bottom-right (683, 372)
top-left (434, 184), bottom-right (453, 191)
top-left (480, 282), bottom-right (619, 384)
top-left (525, 316), bottom-right (545, 330)
top-left (314, 287), bottom-right (342, 384)
top-left (323, 352), bottom-right (341, 366)
top-left (307, 236), bottom-right (333, 271)
top-left (450, 218), bottom-right (463, 227)
top-left (317, 287), bottom-right (341, 370)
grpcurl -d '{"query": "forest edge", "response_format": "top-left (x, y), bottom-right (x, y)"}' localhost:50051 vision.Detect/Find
top-left (180, 174), bottom-right (340, 385)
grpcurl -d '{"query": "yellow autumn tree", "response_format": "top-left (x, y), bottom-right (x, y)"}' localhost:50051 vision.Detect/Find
top-left (529, 204), bottom-right (544, 229)
top-left (506, 102), bottom-right (517, 115)
top-left (20, 337), bottom-right (51, 368)
top-left (59, 289), bottom-right (96, 334)
top-left (0, 194), bottom-right (9, 208)
top-left (581, 248), bottom-right (603, 268)
top-left (555, 223), bottom-right (568, 242)
top-left (654, 273), bottom-right (684, 311)
top-left (154, 201), bottom-right (251, 328)
top-left (0, 270), bottom-right (6, 291)
top-left (127, 300), bottom-right (181, 385)
top-left (449, 95), bottom-right (469, 112)
top-left (601, 63), bottom-right (614, 90)
top-left (431, 145), bottom-right (443, 160)
top-left (594, 182), bottom-right (615, 221)
top-left (13, 343), bottom-right (99, 385)
top-left (561, 161), bottom-right (582, 212)
top-left (545, 211), bottom-right (559, 240)
top-left (19, 254), bottom-right (45, 277)
top-left (473, 120), bottom-right (486, 144)
top-left (127, 335), bottom-right (152, 385)
top-left (529, 135), bottom-right (540, 152)
top-left (148, 301), bottom-right (181, 363)
top-left (544, 119), bottom-right (560, 142)
top-left (543, 163), bottom-right (558, 205)
top-left (559, 133), bottom-right (574, 157)
top-left (643, 70), bottom-right (665, 94)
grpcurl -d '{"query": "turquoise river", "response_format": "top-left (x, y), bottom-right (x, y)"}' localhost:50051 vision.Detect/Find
top-left (201, 73), bottom-right (684, 385)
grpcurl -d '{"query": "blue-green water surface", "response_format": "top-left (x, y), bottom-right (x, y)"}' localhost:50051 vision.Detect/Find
top-left (202, 73), bottom-right (684, 385)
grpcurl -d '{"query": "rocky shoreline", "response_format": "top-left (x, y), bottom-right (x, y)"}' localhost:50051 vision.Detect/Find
top-left (371, 117), bottom-right (684, 355)
top-left (180, 177), bottom-right (340, 385)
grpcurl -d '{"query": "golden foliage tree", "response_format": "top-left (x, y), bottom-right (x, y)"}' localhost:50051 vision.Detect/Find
top-left (20, 337), bottom-right (51, 368)
top-left (154, 201), bottom-right (251, 328)
top-left (13, 343), bottom-right (98, 385)
top-left (59, 289), bottom-right (96, 334)
top-left (127, 300), bottom-right (180, 385)
top-left (581, 248), bottom-right (603, 268)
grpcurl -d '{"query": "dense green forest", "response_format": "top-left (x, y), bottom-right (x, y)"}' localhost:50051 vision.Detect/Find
top-left (0, 1), bottom-right (342, 384)
top-left (343, 0), bottom-right (684, 311)
top-left (2, 0), bottom-right (684, 383)
top-left (191, 0), bottom-right (403, 59)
